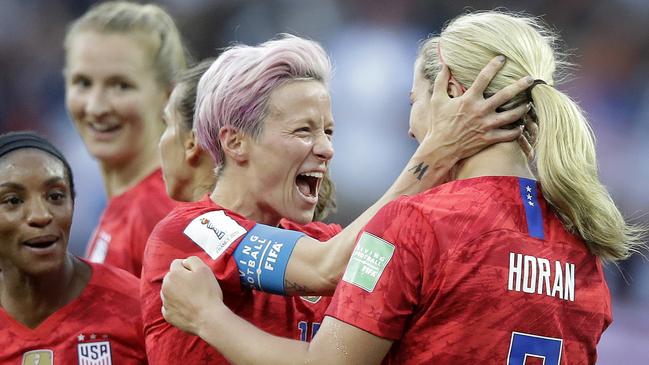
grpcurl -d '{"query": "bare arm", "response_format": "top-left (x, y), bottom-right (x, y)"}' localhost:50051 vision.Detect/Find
top-left (162, 257), bottom-right (391, 365)
top-left (284, 56), bottom-right (535, 295)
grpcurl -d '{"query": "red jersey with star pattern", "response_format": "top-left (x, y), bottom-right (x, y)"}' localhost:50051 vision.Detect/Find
top-left (85, 169), bottom-right (176, 277)
top-left (0, 260), bottom-right (146, 364)
top-left (141, 196), bottom-right (341, 364)
top-left (326, 176), bottom-right (612, 365)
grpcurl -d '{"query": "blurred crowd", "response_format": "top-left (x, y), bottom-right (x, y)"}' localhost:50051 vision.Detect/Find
top-left (1, 0), bottom-right (648, 362)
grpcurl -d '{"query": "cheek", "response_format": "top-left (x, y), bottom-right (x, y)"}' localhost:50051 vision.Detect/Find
top-left (117, 96), bottom-right (147, 123)
top-left (159, 129), bottom-right (173, 155)
top-left (56, 206), bottom-right (74, 233)
top-left (65, 92), bottom-right (85, 124)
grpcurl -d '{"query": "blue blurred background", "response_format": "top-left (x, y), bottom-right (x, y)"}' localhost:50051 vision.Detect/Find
top-left (1, 0), bottom-right (647, 362)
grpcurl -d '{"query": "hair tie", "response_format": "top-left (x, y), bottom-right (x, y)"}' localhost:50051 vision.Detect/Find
top-left (526, 79), bottom-right (547, 100)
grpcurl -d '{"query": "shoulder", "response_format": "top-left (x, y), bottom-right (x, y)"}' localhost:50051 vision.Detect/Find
top-left (80, 262), bottom-right (142, 324)
top-left (86, 261), bottom-right (140, 297)
top-left (383, 176), bottom-right (520, 228)
top-left (152, 200), bottom-right (254, 240)
top-left (146, 199), bottom-right (255, 266)
top-left (279, 220), bottom-right (342, 240)
top-left (124, 170), bottom-right (177, 222)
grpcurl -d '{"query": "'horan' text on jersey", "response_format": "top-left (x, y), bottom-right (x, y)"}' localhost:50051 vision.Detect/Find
top-left (507, 252), bottom-right (575, 302)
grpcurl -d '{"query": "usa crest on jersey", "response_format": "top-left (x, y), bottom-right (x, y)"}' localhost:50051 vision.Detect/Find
top-left (77, 341), bottom-right (112, 365)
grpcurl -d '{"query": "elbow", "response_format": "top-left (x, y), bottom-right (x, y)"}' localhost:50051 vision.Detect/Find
top-left (316, 257), bottom-right (345, 296)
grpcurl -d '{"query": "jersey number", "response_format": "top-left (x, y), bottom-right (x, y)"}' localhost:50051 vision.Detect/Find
top-left (298, 321), bottom-right (321, 342)
top-left (507, 331), bottom-right (563, 365)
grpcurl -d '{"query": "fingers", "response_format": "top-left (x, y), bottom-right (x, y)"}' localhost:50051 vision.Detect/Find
top-left (182, 256), bottom-right (203, 271)
top-left (486, 76), bottom-right (534, 108)
top-left (524, 119), bottom-right (539, 146)
top-left (169, 258), bottom-right (184, 271)
top-left (518, 134), bottom-right (535, 161)
top-left (485, 125), bottom-right (523, 144)
top-left (432, 64), bottom-right (451, 99)
top-left (466, 55), bottom-right (506, 96)
top-left (485, 103), bottom-right (530, 129)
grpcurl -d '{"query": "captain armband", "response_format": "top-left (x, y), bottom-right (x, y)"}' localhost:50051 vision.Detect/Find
top-left (233, 224), bottom-right (304, 295)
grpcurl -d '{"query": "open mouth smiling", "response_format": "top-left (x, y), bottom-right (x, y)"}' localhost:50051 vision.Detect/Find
top-left (295, 171), bottom-right (323, 201)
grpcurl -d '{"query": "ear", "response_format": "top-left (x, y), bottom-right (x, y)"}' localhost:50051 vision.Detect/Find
top-left (218, 127), bottom-right (249, 164)
top-left (446, 78), bottom-right (464, 99)
top-left (184, 130), bottom-right (203, 167)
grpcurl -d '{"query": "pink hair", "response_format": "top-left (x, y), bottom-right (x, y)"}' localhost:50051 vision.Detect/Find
top-left (194, 34), bottom-right (333, 168)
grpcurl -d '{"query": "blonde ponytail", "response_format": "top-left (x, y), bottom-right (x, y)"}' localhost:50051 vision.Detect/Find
top-left (531, 84), bottom-right (643, 260)
top-left (419, 11), bottom-right (644, 261)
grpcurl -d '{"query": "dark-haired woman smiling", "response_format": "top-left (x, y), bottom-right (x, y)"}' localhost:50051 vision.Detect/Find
top-left (0, 132), bottom-right (146, 364)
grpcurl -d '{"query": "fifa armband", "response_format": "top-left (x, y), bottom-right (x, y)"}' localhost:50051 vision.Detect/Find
top-left (233, 224), bottom-right (304, 294)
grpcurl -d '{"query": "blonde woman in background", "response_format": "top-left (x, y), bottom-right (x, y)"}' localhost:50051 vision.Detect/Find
top-left (160, 11), bottom-right (643, 365)
top-left (64, 1), bottom-right (186, 277)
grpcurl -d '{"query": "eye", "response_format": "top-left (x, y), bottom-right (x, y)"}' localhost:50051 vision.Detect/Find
top-left (48, 190), bottom-right (68, 203)
top-left (71, 76), bottom-right (91, 88)
top-left (1, 195), bottom-right (22, 206)
top-left (325, 128), bottom-right (334, 139)
top-left (294, 127), bottom-right (311, 134)
top-left (116, 81), bottom-right (133, 91)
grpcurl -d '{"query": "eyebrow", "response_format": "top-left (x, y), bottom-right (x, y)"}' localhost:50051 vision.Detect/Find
top-left (0, 182), bottom-right (24, 190)
top-left (44, 177), bottom-right (66, 186)
top-left (0, 177), bottom-right (66, 190)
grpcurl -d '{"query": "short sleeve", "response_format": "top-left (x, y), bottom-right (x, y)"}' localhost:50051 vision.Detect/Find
top-left (325, 199), bottom-right (430, 340)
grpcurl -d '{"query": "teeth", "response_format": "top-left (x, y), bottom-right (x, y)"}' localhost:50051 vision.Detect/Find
top-left (89, 122), bottom-right (120, 132)
top-left (299, 172), bottom-right (323, 179)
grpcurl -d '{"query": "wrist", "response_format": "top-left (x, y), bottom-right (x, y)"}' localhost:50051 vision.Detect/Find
top-left (195, 301), bottom-right (228, 339)
top-left (391, 135), bottom-right (458, 196)
top-left (414, 132), bottom-right (460, 168)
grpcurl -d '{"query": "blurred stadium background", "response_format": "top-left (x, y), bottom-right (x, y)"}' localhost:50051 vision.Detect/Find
top-left (1, 0), bottom-right (647, 362)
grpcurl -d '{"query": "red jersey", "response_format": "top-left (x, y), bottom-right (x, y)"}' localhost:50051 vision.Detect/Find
top-left (326, 176), bottom-right (611, 365)
top-left (141, 196), bottom-right (341, 364)
top-left (85, 169), bottom-right (176, 277)
top-left (0, 260), bottom-right (146, 365)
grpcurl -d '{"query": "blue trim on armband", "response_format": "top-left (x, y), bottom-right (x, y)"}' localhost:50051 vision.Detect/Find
top-left (233, 224), bottom-right (304, 294)
top-left (518, 177), bottom-right (544, 240)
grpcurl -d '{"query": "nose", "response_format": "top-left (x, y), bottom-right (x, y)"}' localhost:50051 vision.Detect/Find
top-left (26, 197), bottom-right (53, 228)
top-left (313, 133), bottom-right (334, 162)
top-left (85, 87), bottom-right (110, 118)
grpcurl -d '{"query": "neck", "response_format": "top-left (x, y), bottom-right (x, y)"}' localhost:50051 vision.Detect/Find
top-left (0, 255), bottom-right (91, 329)
top-left (188, 156), bottom-right (217, 202)
top-left (210, 164), bottom-right (281, 226)
top-left (454, 141), bottom-right (535, 181)
top-left (100, 144), bottom-right (160, 198)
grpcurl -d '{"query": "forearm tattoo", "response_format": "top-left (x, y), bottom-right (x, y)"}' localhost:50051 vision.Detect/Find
top-left (284, 280), bottom-right (312, 295)
top-left (408, 162), bottom-right (429, 180)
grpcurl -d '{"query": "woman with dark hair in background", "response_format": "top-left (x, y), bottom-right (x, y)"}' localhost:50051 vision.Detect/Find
top-left (0, 131), bottom-right (146, 364)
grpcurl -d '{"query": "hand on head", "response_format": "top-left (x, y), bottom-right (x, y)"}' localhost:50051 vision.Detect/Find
top-left (161, 256), bottom-right (222, 335)
top-left (419, 55), bottom-right (534, 160)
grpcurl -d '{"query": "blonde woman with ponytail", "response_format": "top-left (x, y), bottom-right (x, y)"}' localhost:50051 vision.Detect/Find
top-left (157, 11), bottom-right (636, 365)
top-left (64, 1), bottom-right (187, 277)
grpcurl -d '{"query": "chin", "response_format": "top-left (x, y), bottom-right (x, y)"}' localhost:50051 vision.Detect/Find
top-left (287, 210), bottom-right (315, 225)
top-left (24, 258), bottom-right (66, 277)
